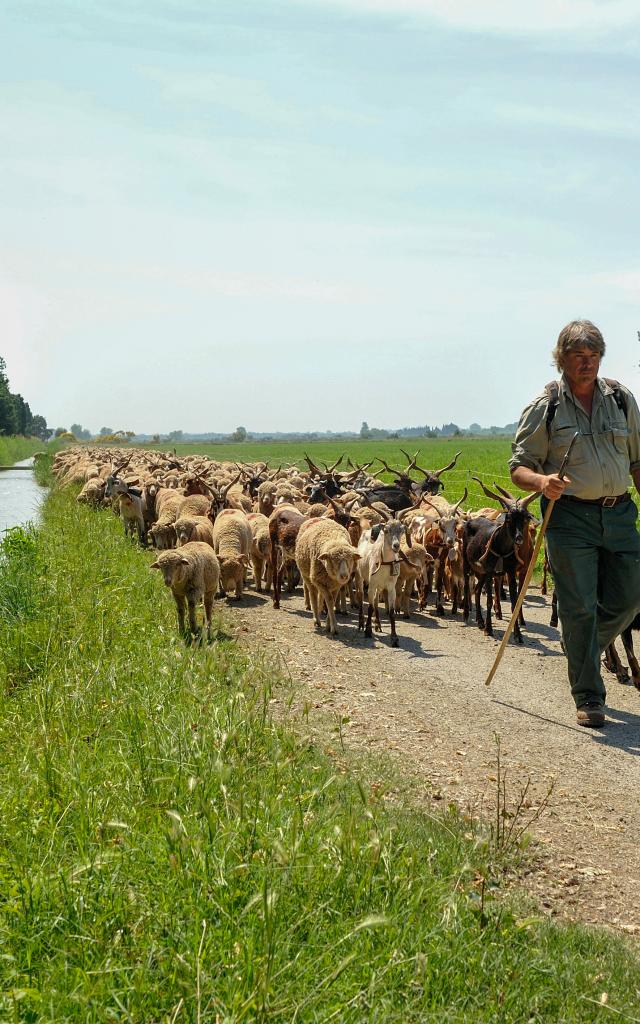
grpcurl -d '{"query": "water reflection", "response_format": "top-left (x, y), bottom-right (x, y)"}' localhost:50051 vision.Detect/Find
top-left (0, 459), bottom-right (45, 535)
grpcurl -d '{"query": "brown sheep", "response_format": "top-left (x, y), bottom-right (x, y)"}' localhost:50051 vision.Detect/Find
top-left (174, 515), bottom-right (215, 548)
top-left (150, 541), bottom-right (220, 641)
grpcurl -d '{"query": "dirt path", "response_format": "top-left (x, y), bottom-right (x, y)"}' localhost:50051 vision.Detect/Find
top-left (225, 584), bottom-right (640, 935)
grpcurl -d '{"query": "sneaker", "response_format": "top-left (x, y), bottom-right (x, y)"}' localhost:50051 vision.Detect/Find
top-left (576, 703), bottom-right (606, 728)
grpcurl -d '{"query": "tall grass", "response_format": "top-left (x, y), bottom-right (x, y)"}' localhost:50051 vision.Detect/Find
top-left (1, 485), bottom-right (639, 1020)
top-left (0, 436), bottom-right (47, 466)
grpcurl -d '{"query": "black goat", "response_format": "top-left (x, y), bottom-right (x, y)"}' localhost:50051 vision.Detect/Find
top-left (462, 484), bottom-right (539, 642)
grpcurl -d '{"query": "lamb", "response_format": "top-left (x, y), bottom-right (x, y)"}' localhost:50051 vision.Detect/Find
top-left (246, 511), bottom-right (272, 592)
top-left (150, 541), bottom-right (220, 641)
top-left (269, 505), bottom-right (306, 608)
top-left (174, 514), bottom-right (215, 548)
top-left (294, 518), bottom-right (360, 636)
top-left (211, 508), bottom-right (252, 598)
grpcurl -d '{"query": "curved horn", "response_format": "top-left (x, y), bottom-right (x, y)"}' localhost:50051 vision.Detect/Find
top-left (519, 490), bottom-right (541, 510)
top-left (356, 489), bottom-right (391, 521)
top-left (221, 469), bottom-right (242, 501)
top-left (434, 451), bottom-right (462, 477)
top-left (493, 482), bottom-right (517, 501)
top-left (471, 476), bottom-right (509, 508)
top-left (452, 487), bottom-right (468, 515)
top-left (399, 448), bottom-right (420, 473)
top-left (303, 452), bottom-right (322, 478)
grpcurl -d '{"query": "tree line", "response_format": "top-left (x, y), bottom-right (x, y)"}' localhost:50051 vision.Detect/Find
top-left (0, 356), bottom-right (51, 440)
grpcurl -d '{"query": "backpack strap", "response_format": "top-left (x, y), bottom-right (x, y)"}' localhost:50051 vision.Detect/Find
top-left (603, 378), bottom-right (628, 419)
top-left (544, 381), bottom-right (560, 435)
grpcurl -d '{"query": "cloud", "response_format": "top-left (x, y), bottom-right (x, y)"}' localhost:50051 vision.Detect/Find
top-left (297, 0), bottom-right (640, 34)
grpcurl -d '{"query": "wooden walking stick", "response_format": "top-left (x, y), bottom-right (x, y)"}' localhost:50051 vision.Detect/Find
top-left (484, 431), bottom-right (579, 686)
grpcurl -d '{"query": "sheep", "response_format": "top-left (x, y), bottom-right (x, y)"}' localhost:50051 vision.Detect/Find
top-left (177, 493), bottom-right (211, 519)
top-left (211, 508), bottom-right (252, 599)
top-left (269, 505), bottom-right (306, 609)
top-left (148, 492), bottom-right (183, 549)
top-left (77, 478), bottom-right (106, 507)
top-left (257, 480), bottom-right (278, 517)
top-left (150, 541), bottom-right (220, 641)
top-left (174, 514), bottom-right (215, 548)
top-left (246, 511), bottom-right (272, 592)
top-left (110, 481), bottom-right (147, 546)
top-left (294, 518), bottom-right (360, 636)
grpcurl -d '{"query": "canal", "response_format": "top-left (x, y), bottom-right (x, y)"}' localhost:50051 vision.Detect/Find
top-left (0, 458), bottom-right (46, 535)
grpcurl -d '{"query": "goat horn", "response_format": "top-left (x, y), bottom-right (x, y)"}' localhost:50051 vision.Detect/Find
top-left (493, 482), bottom-right (517, 501)
top-left (434, 451), bottom-right (462, 477)
top-left (471, 476), bottom-right (509, 507)
top-left (452, 487), bottom-right (468, 515)
top-left (519, 490), bottom-right (541, 510)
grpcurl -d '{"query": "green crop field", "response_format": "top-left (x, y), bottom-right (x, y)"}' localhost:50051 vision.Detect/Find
top-left (141, 437), bottom-right (517, 509)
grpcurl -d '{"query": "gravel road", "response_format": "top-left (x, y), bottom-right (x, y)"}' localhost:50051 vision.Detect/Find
top-left (225, 583), bottom-right (640, 935)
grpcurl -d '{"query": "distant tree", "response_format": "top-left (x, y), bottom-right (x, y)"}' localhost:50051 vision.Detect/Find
top-left (99, 427), bottom-right (113, 437)
top-left (152, 434), bottom-right (160, 444)
top-left (168, 430), bottom-right (184, 443)
top-left (125, 431), bottom-right (136, 440)
top-left (360, 421), bottom-right (371, 439)
top-left (54, 427), bottom-right (67, 437)
top-left (231, 426), bottom-right (247, 442)
top-left (29, 415), bottom-right (52, 441)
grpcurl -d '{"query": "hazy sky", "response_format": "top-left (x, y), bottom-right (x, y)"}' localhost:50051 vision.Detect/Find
top-left (2, 1), bottom-right (640, 434)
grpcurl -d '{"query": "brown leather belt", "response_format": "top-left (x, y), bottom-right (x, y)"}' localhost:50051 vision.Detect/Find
top-left (559, 492), bottom-right (631, 508)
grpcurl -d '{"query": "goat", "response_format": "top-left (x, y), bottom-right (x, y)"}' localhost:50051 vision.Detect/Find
top-left (462, 482), bottom-right (539, 642)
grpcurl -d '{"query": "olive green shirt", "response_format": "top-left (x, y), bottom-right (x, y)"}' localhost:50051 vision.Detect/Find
top-left (509, 376), bottom-right (640, 500)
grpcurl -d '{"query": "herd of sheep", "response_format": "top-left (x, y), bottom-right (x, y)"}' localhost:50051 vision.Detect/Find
top-left (52, 446), bottom-right (535, 649)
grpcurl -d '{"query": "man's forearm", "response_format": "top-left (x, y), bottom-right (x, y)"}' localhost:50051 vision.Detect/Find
top-left (511, 465), bottom-right (546, 493)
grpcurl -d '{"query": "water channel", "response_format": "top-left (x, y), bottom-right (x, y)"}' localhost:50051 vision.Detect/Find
top-left (0, 458), bottom-right (46, 535)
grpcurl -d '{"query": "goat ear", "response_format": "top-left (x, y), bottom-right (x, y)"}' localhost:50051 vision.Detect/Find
top-left (371, 523), bottom-right (382, 541)
top-left (150, 561), bottom-right (160, 569)
top-left (180, 557), bottom-right (189, 565)
top-left (405, 527), bottom-right (412, 548)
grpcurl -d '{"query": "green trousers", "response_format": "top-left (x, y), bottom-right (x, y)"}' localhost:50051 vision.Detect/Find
top-left (544, 496), bottom-right (640, 708)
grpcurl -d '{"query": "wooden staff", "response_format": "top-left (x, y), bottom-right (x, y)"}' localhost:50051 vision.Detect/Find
top-left (485, 431), bottom-right (578, 687)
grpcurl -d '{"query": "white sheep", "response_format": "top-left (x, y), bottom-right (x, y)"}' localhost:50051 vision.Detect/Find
top-left (174, 515), bottom-right (215, 548)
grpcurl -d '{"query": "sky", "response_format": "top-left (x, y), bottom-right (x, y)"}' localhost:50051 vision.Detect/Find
top-left (2, 0), bottom-right (640, 435)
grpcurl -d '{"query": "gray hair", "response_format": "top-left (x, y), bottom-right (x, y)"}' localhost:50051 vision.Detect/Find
top-left (552, 319), bottom-right (605, 371)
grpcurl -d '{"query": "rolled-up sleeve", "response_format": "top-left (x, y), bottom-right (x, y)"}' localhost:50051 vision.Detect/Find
top-left (623, 388), bottom-right (640, 473)
top-left (508, 397), bottom-right (549, 474)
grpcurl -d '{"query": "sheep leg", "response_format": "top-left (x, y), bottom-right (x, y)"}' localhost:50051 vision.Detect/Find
top-left (204, 591), bottom-right (214, 642)
top-left (319, 588), bottom-right (338, 635)
top-left (187, 589), bottom-right (200, 638)
top-left (271, 541), bottom-right (281, 609)
top-left (508, 571), bottom-right (523, 643)
top-left (173, 593), bottom-right (188, 637)
top-left (251, 555), bottom-right (263, 592)
top-left (308, 585), bottom-right (322, 627)
top-left (389, 603), bottom-right (399, 648)
top-left (435, 554), bottom-right (446, 615)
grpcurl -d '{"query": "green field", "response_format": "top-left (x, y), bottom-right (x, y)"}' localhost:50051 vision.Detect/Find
top-left (143, 437), bottom-right (517, 509)
top-left (1, 456), bottom-right (640, 1020)
top-left (0, 436), bottom-right (48, 466)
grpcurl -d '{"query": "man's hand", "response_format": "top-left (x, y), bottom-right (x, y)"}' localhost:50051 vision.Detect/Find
top-left (540, 473), bottom-right (571, 500)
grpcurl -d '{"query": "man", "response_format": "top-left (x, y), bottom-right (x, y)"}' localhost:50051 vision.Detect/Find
top-left (509, 319), bottom-right (640, 727)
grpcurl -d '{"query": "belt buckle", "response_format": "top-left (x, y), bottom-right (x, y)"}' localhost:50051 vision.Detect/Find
top-left (602, 496), bottom-right (617, 508)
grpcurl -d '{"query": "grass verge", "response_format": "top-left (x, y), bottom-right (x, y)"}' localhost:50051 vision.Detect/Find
top-left (0, 436), bottom-right (47, 466)
top-left (1, 483), bottom-right (639, 1021)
